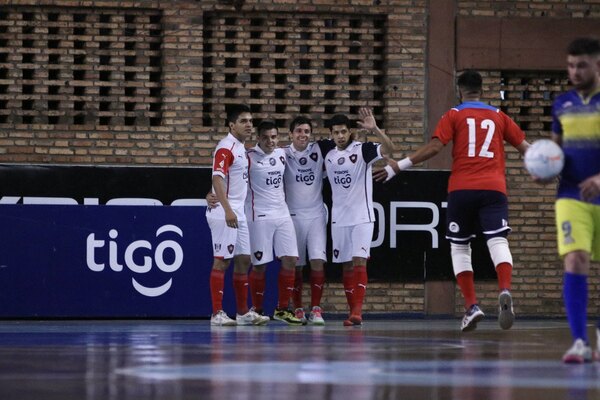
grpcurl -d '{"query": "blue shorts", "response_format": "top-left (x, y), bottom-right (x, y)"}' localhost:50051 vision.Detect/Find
top-left (445, 190), bottom-right (511, 244)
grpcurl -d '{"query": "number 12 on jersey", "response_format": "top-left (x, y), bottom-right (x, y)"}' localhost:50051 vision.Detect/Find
top-left (467, 118), bottom-right (495, 158)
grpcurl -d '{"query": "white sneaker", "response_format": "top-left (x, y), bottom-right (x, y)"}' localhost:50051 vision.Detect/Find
top-left (295, 308), bottom-right (308, 325)
top-left (461, 304), bottom-right (484, 332)
top-left (563, 338), bottom-right (592, 364)
top-left (308, 306), bottom-right (325, 326)
top-left (237, 307), bottom-right (269, 326)
top-left (210, 310), bottom-right (237, 327)
top-left (498, 290), bottom-right (515, 330)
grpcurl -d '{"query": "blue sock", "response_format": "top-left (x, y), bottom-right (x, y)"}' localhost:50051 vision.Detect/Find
top-left (563, 272), bottom-right (588, 342)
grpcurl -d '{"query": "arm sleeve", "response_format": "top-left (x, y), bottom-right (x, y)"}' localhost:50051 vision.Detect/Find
top-left (361, 141), bottom-right (381, 164)
top-left (432, 111), bottom-right (454, 145)
top-left (551, 100), bottom-right (563, 136)
top-left (212, 147), bottom-right (234, 179)
top-left (317, 139), bottom-right (336, 157)
top-left (502, 113), bottom-right (526, 147)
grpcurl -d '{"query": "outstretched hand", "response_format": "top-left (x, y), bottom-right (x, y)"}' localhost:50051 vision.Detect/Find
top-left (356, 107), bottom-right (377, 132)
top-left (372, 158), bottom-right (399, 182)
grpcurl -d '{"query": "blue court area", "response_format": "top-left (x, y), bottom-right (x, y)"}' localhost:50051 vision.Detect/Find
top-left (0, 319), bottom-right (598, 400)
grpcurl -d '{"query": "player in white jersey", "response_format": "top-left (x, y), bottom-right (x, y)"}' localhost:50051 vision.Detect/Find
top-left (283, 116), bottom-right (335, 325)
top-left (325, 108), bottom-right (394, 326)
top-left (206, 104), bottom-right (269, 327)
top-left (246, 120), bottom-right (303, 325)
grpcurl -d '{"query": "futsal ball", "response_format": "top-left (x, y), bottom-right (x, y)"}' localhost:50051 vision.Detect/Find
top-left (524, 139), bottom-right (564, 179)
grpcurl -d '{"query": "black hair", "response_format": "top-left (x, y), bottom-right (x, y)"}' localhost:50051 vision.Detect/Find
top-left (457, 70), bottom-right (483, 93)
top-left (567, 37), bottom-right (600, 57)
top-left (327, 114), bottom-right (353, 131)
top-left (289, 115), bottom-right (313, 133)
top-left (256, 120), bottom-right (278, 136)
top-left (225, 104), bottom-right (251, 126)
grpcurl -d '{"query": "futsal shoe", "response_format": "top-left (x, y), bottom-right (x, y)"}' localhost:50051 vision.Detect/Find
top-left (210, 310), bottom-right (237, 327)
top-left (236, 307), bottom-right (270, 326)
top-left (294, 308), bottom-right (308, 325)
top-left (461, 304), bottom-right (484, 332)
top-left (273, 308), bottom-right (303, 325)
top-left (308, 306), bottom-right (325, 326)
top-left (498, 290), bottom-right (515, 330)
top-left (563, 338), bottom-right (593, 364)
top-left (343, 313), bottom-right (362, 327)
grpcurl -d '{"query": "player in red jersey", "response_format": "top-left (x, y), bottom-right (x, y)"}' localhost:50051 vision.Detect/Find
top-left (375, 70), bottom-right (530, 331)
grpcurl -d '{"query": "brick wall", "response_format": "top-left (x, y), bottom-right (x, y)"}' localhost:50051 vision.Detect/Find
top-left (0, 0), bottom-right (598, 317)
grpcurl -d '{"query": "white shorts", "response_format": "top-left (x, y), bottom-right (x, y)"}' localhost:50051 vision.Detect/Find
top-left (248, 217), bottom-right (299, 265)
top-left (292, 214), bottom-right (327, 266)
top-left (331, 222), bottom-right (374, 263)
top-left (207, 217), bottom-right (250, 259)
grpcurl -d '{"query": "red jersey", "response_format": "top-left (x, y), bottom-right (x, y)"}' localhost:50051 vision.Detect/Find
top-left (433, 101), bottom-right (525, 194)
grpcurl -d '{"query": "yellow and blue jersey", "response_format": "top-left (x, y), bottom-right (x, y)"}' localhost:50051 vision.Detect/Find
top-left (552, 89), bottom-right (600, 205)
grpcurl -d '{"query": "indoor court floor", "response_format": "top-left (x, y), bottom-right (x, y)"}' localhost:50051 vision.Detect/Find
top-left (0, 318), bottom-right (598, 400)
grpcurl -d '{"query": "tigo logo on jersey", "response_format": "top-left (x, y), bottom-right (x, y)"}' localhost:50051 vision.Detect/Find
top-left (333, 172), bottom-right (352, 189)
top-left (266, 173), bottom-right (282, 188)
top-left (86, 224), bottom-right (184, 297)
top-left (295, 172), bottom-right (315, 185)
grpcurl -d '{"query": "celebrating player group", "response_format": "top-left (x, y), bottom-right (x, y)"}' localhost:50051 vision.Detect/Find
top-left (205, 36), bottom-right (600, 364)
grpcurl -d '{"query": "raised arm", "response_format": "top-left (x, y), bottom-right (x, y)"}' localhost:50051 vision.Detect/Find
top-left (357, 107), bottom-right (395, 157)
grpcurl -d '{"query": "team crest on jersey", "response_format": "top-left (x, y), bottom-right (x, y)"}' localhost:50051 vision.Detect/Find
top-left (299, 157), bottom-right (307, 165)
top-left (254, 251), bottom-right (263, 261)
top-left (349, 154), bottom-right (357, 163)
top-left (333, 249), bottom-right (339, 259)
top-left (279, 156), bottom-right (285, 165)
top-left (337, 157), bottom-right (345, 165)
top-left (227, 244), bottom-right (234, 254)
top-left (310, 153), bottom-right (318, 162)
top-left (269, 158), bottom-right (276, 166)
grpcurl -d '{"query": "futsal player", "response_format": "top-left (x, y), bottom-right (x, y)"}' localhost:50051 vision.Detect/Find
top-left (283, 116), bottom-right (335, 325)
top-left (245, 120), bottom-right (303, 325)
top-left (206, 104), bottom-right (270, 327)
top-left (375, 70), bottom-right (529, 332)
top-left (325, 108), bottom-right (394, 326)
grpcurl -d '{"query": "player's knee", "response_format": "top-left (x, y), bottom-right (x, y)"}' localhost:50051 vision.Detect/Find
top-left (486, 236), bottom-right (513, 267)
top-left (450, 242), bottom-right (472, 276)
top-left (565, 250), bottom-right (590, 274)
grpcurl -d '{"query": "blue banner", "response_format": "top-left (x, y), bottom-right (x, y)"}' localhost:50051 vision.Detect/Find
top-left (0, 204), bottom-right (281, 318)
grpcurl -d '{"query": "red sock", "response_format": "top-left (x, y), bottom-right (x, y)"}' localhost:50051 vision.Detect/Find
top-left (210, 269), bottom-right (225, 314)
top-left (456, 271), bottom-right (477, 309)
top-left (343, 269), bottom-right (356, 311)
top-left (496, 262), bottom-right (512, 291)
top-left (353, 265), bottom-right (367, 315)
top-left (233, 272), bottom-right (249, 315)
top-left (278, 268), bottom-right (295, 310)
top-left (293, 268), bottom-right (303, 309)
top-left (249, 269), bottom-right (266, 311)
top-left (310, 270), bottom-right (325, 308)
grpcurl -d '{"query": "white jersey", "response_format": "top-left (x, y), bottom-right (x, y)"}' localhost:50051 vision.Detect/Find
top-left (283, 140), bottom-right (334, 219)
top-left (245, 145), bottom-right (290, 221)
top-left (206, 132), bottom-right (248, 221)
top-left (325, 140), bottom-right (382, 227)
